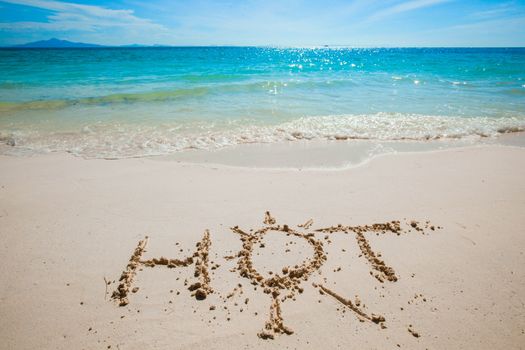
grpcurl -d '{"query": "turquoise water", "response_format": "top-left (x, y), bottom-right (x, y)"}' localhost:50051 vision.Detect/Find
top-left (0, 47), bottom-right (524, 158)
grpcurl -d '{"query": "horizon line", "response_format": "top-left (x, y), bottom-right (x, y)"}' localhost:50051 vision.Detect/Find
top-left (2, 45), bottom-right (525, 49)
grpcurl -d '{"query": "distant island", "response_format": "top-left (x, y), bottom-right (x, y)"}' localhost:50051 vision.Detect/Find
top-left (9, 38), bottom-right (168, 48)
top-left (12, 38), bottom-right (103, 48)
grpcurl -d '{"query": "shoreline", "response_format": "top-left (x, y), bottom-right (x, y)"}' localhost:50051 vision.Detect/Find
top-left (158, 132), bottom-right (525, 170)
top-left (1, 131), bottom-right (525, 170)
top-left (1, 143), bottom-right (524, 349)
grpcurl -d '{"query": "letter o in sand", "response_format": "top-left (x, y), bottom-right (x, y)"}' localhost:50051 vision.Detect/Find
top-left (232, 224), bottom-right (326, 300)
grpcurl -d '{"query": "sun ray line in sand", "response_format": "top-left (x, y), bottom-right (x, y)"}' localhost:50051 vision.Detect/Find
top-left (263, 211), bottom-right (276, 225)
top-left (313, 283), bottom-right (386, 327)
top-left (111, 230), bottom-right (213, 306)
top-left (298, 218), bottom-right (314, 229)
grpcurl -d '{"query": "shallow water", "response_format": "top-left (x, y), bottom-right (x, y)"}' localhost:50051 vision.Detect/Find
top-left (0, 47), bottom-right (524, 159)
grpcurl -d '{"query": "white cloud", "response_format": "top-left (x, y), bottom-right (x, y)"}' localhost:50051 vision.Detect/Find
top-left (470, 2), bottom-right (523, 20)
top-left (0, 0), bottom-right (167, 37)
top-left (367, 0), bottom-right (452, 22)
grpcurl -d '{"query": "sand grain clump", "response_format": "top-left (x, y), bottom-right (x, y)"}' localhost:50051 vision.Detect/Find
top-left (408, 326), bottom-right (420, 338)
top-left (264, 211), bottom-right (276, 225)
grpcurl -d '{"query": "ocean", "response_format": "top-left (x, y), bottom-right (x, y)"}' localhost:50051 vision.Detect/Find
top-left (0, 47), bottom-right (524, 159)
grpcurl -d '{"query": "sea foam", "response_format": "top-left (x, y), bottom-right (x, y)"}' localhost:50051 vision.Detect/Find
top-left (1, 113), bottom-right (524, 159)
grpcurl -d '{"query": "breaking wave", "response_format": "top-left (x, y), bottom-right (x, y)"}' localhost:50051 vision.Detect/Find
top-left (1, 113), bottom-right (524, 159)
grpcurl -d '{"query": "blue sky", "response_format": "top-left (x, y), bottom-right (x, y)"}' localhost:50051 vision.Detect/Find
top-left (0, 0), bottom-right (524, 46)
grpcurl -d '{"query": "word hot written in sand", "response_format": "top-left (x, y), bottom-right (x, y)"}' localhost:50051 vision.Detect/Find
top-left (110, 212), bottom-right (440, 340)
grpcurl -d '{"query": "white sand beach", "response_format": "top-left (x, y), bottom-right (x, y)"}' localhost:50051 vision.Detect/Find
top-left (1, 142), bottom-right (524, 349)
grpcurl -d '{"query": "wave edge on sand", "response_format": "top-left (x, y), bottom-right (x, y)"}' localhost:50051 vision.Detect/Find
top-left (1, 113), bottom-right (524, 159)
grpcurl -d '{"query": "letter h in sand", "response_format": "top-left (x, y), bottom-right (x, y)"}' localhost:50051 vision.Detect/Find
top-left (111, 230), bottom-right (212, 306)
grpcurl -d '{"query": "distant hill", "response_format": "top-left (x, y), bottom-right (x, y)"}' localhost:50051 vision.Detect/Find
top-left (9, 38), bottom-right (171, 48)
top-left (12, 38), bottom-right (104, 48)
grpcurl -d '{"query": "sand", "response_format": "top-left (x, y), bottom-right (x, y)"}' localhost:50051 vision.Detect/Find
top-left (0, 143), bottom-right (524, 349)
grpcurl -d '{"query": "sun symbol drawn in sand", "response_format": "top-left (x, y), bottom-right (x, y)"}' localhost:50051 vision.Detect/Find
top-left (230, 211), bottom-right (438, 339)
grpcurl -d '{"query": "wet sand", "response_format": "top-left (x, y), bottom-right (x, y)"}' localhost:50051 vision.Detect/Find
top-left (0, 144), bottom-right (524, 349)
